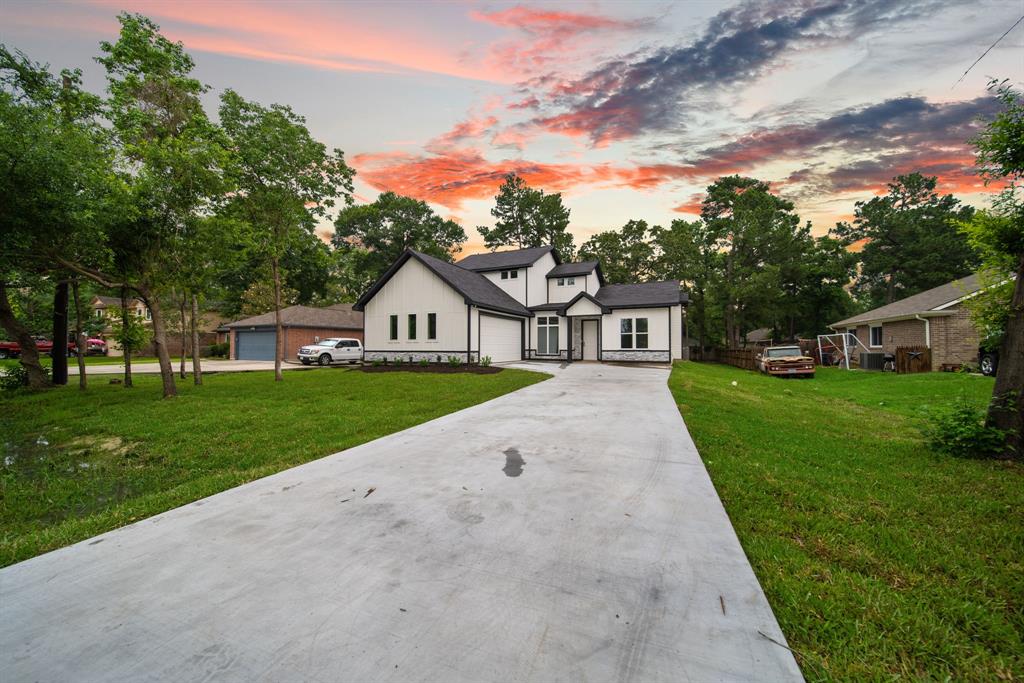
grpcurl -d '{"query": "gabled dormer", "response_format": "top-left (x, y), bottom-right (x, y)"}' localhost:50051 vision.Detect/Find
top-left (545, 261), bottom-right (604, 303)
top-left (455, 246), bottom-right (560, 308)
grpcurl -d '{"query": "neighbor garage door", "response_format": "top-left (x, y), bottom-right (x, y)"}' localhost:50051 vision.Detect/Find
top-left (479, 314), bottom-right (522, 363)
top-left (236, 330), bottom-right (277, 360)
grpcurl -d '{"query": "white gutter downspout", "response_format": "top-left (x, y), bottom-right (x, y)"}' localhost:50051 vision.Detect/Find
top-left (915, 314), bottom-right (931, 348)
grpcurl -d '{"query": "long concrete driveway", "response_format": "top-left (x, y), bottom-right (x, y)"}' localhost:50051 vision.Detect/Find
top-left (1, 362), bottom-right (801, 682)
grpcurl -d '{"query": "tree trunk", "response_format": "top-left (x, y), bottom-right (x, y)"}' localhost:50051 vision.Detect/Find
top-left (72, 279), bottom-right (87, 390)
top-left (179, 294), bottom-right (187, 379)
top-left (52, 280), bottom-right (69, 385)
top-left (986, 257), bottom-right (1024, 459)
top-left (271, 255), bottom-right (284, 382)
top-left (121, 287), bottom-right (133, 388)
top-left (0, 282), bottom-right (50, 389)
top-left (190, 292), bottom-right (202, 385)
top-left (143, 291), bottom-right (177, 398)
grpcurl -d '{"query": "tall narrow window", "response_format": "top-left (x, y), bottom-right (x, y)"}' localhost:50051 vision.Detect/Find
top-left (389, 315), bottom-right (398, 340)
top-left (635, 318), bottom-right (648, 349)
top-left (620, 319), bottom-right (633, 349)
top-left (428, 313), bottom-right (437, 340)
top-left (537, 316), bottom-right (559, 355)
top-left (408, 314), bottom-right (417, 340)
top-left (870, 325), bottom-right (882, 347)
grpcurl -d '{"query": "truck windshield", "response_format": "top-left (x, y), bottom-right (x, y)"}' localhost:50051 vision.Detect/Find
top-left (766, 347), bottom-right (802, 358)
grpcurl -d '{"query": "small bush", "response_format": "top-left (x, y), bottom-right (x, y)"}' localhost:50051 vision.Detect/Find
top-left (1, 364), bottom-right (51, 391)
top-left (926, 398), bottom-right (1006, 458)
top-left (371, 359), bottom-right (383, 367)
top-left (447, 355), bottom-right (462, 367)
top-left (480, 356), bottom-right (492, 367)
top-left (418, 359), bottom-right (429, 367)
top-left (394, 357), bottom-right (404, 366)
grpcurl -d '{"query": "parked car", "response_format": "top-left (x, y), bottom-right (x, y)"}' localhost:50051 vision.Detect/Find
top-left (979, 348), bottom-right (999, 377)
top-left (756, 345), bottom-right (816, 378)
top-left (297, 338), bottom-right (362, 366)
top-left (0, 337), bottom-right (76, 359)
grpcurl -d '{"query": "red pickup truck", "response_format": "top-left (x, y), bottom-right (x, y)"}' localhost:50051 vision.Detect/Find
top-left (0, 337), bottom-right (106, 359)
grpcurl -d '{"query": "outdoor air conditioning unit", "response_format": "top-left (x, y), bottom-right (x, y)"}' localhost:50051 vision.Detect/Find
top-left (860, 352), bottom-right (886, 371)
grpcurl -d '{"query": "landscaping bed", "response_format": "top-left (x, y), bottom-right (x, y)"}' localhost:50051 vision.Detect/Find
top-left (0, 367), bottom-right (547, 566)
top-left (360, 362), bottom-right (502, 374)
top-left (669, 362), bottom-right (1022, 680)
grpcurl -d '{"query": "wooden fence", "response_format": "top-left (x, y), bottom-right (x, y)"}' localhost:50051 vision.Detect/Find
top-left (895, 345), bottom-right (931, 374)
top-left (717, 348), bottom-right (758, 370)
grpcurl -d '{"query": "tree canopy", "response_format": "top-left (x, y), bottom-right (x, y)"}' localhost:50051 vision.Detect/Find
top-left (578, 220), bottom-right (656, 284)
top-left (477, 174), bottom-right (574, 258)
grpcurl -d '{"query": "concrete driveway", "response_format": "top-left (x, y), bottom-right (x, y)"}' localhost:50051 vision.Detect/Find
top-left (0, 362), bottom-right (801, 682)
top-left (69, 359), bottom-right (313, 375)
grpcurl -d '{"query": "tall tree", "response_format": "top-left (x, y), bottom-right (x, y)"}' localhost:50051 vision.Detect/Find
top-left (333, 191), bottom-right (466, 295)
top-left (478, 174), bottom-right (574, 258)
top-left (219, 88), bottom-right (354, 381)
top-left (653, 219), bottom-right (722, 354)
top-left (578, 220), bottom-right (656, 284)
top-left (964, 79), bottom-right (1024, 459)
top-left (835, 173), bottom-right (977, 307)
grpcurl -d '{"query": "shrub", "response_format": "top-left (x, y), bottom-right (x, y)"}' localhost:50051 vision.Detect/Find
top-left (1, 364), bottom-right (51, 391)
top-left (394, 357), bottom-right (404, 366)
top-left (480, 356), bottom-right (492, 367)
top-left (418, 359), bottom-right (429, 367)
top-left (371, 359), bottom-right (383, 367)
top-left (926, 397), bottom-right (1007, 458)
top-left (208, 342), bottom-right (229, 358)
top-left (447, 355), bottom-right (462, 367)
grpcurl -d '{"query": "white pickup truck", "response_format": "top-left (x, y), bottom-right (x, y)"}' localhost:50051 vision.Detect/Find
top-left (297, 338), bottom-right (363, 366)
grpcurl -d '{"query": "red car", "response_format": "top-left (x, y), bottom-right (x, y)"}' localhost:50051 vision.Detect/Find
top-left (0, 337), bottom-right (104, 359)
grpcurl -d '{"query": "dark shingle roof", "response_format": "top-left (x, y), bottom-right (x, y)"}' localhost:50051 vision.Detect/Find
top-left (595, 281), bottom-right (685, 308)
top-left (831, 274), bottom-right (985, 327)
top-left (354, 250), bottom-right (532, 318)
top-left (227, 304), bottom-right (363, 329)
top-left (546, 261), bottom-right (598, 278)
top-left (456, 245), bottom-right (557, 271)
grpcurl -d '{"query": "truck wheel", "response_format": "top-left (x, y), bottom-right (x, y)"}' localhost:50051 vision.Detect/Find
top-left (980, 353), bottom-right (997, 377)
top-left (318, 354), bottom-right (332, 366)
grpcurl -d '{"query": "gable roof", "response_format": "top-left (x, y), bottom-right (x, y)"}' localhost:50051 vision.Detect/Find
top-left (831, 273), bottom-right (985, 327)
top-left (595, 281), bottom-right (686, 308)
top-left (456, 245), bottom-right (558, 271)
top-left (557, 291), bottom-right (611, 315)
top-left (354, 250), bottom-right (532, 317)
top-left (227, 304), bottom-right (363, 329)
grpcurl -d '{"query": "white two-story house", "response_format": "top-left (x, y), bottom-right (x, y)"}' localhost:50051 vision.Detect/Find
top-left (353, 245), bottom-right (688, 364)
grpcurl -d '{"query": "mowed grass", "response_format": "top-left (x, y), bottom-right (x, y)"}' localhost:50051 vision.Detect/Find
top-left (0, 367), bottom-right (547, 567)
top-left (1, 355), bottom-right (160, 369)
top-left (669, 363), bottom-right (1023, 681)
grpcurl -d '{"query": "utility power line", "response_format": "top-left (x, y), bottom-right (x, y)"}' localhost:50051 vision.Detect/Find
top-left (952, 13), bottom-right (1024, 88)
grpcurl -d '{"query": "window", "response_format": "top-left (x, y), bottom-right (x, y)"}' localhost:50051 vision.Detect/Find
top-left (389, 315), bottom-right (398, 340)
top-left (537, 316), bottom-right (559, 355)
top-left (510, 270), bottom-right (518, 279)
top-left (621, 318), bottom-right (649, 349)
top-left (144, 308), bottom-right (152, 321)
top-left (501, 270), bottom-right (509, 280)
top-left (557, 278), bottom-right (565, 286)
top-left (567, 277), bottom-right (575, 285)
top-left (870, 325), bottom-right (882, 347)
top-left (408, 314), bottom-right (417, 340)
top-left (95, 308), bottom-right (104, 319)
top-left (428, 313), bottom-right (437, 340)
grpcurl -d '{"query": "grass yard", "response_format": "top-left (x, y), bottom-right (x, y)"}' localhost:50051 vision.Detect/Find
top-left (669, 362), bottom-right (1023, 681)
top-left (0, 355), bottom-right (161, 369)
top-left (0, 367), bottom-right (547, 567)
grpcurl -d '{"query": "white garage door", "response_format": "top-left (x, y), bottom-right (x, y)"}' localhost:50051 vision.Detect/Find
top-left (480, 314), bottom-right (522, 363)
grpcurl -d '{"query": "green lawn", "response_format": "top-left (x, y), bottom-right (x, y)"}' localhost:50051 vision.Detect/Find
top-left (1, 355), bottom-right (161, 369)
top-left (669, 363), bottom-right (1023, 681)
top-left (0, 367), bottom-right (547, 567)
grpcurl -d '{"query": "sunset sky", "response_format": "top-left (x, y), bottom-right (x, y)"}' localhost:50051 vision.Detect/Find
top-left (3, 1), bottom-right (1022, 253)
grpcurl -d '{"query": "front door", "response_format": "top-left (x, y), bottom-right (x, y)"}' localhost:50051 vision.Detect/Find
top-left (582, 320), bottom-right (598, 361)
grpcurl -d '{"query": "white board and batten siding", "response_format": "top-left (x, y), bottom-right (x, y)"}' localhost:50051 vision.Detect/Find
top-left (362, 257), bottom-right (467, 355)
top-left (601, 306), bottom-right (683, 358)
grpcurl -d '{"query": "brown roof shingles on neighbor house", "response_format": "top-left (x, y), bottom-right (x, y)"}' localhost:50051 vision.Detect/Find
top-left (226, 304), bottom-right (363, 330)
top-left (831, 274), bottom-right (984, 328)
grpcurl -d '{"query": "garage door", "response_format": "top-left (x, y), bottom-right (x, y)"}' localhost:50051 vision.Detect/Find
top-left (236, 331), bottom-right (277, 360)
top-left (479, 315), bottom-right (522, 363)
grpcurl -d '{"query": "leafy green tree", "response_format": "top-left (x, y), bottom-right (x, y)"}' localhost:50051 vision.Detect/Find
top-left (653, 219), bottom-right (723, 353)
top-left (578, 220), bottom-right (656, 284)
top-left (835, 173), bottom-right (976, 307)
top-left (219, 88), bottom-right (354, 381)
top-left (333, 191), bottom-right (466, 295)
top-left (0, 46), bottom-right (112, 388)
top-left (478, 174), bottom-right (574, 258)
top-left (964, 79), bottom-right (1024, 458)
top-left (774, 234), bottom-right (857, 339)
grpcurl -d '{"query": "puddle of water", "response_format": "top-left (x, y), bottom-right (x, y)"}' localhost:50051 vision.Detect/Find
top-left (503, 447), bottom-right (525, 477)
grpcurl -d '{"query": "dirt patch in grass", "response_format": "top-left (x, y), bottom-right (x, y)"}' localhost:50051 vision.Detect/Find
top-left (360, 363), bottom-right (503, 374)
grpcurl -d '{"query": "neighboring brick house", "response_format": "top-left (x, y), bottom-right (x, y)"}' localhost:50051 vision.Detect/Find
top-left (90, 295), bottom-right (150, 357)
top-left (829, 274), bottom-right (990, 370)
top-left (91, 295), bottom-right (229, 357)
top-left (226, 304), bottom-right (363, 361)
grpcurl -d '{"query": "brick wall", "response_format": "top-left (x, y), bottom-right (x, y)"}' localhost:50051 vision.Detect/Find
top-left (930, 305), bottom-right (979, 369)
top-left (881, 319), bottom-right (927, 353)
